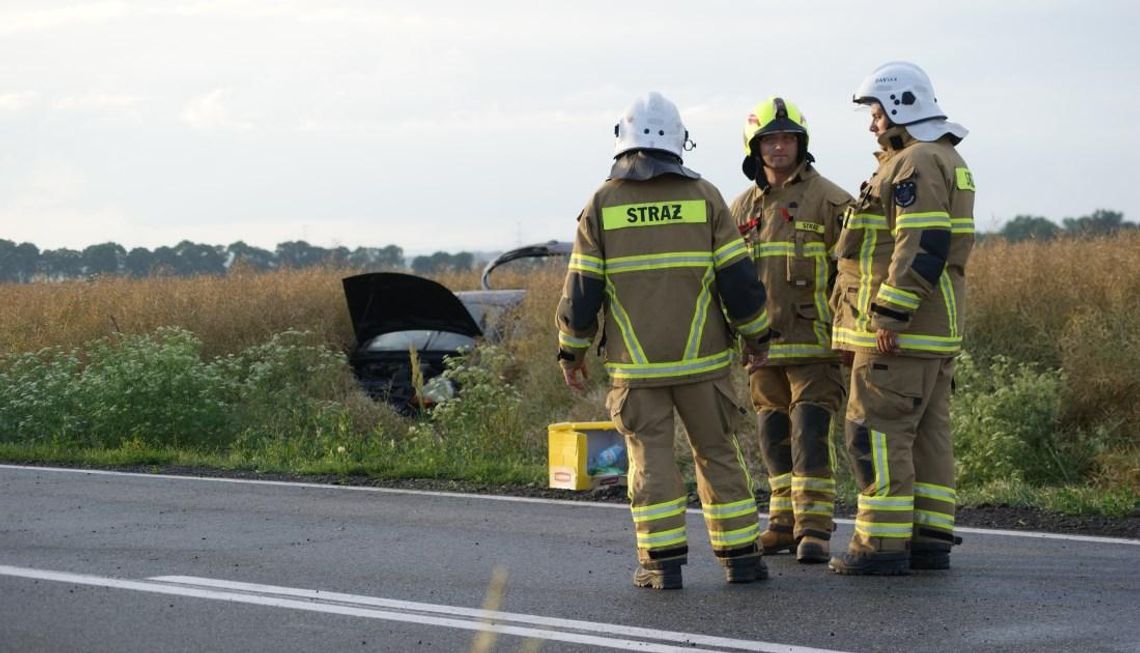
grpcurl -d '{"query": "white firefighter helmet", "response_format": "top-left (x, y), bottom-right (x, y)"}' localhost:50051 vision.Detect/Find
top-left (853, 61), bottom-right (944, 126)
top-left (613, 92), bottom-right (688, 159)
top-left (853, 61), bottom-right (968, 142)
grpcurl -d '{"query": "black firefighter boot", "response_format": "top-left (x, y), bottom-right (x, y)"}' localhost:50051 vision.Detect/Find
top-left (829, 538), bottom-right (909, 576)
top-left (633, 558), bottom-right (685, 590)
top-left (717, 543), bottom-right (768, 584)
top-left (911, 531), bottom-right (963, 570)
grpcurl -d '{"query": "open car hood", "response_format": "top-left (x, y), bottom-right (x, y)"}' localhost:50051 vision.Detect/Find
top-left (342, 272), bottom-right (483, 345)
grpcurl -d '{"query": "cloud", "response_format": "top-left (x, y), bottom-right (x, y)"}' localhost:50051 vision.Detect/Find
top-left (180, 88), bottom-right (251, 131)
top-left (0, 1), bottom-right (128, 35)
top-left (0, 91), bottom-right (39, 112)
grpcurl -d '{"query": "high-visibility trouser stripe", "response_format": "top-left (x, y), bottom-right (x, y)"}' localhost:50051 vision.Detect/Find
top-left (794, 501), bottom-right (835, 518)
top-left (858, 495), bottom-right (914, 511)
top-left (631, 497), bottom-right (688, 523)
top-left (915, 482), bottom-right (958, 503)
top-left (636, 526), bottom-right (687, 550)
top-left (768, 473), bottom-right (793, 492)
top-left (833, 327), bottom-right (962, 354)
top-left (604, 279), bottom-right (647, 364)
top-left (684, 266), bottom-right (715, 360)
top-left (915, 509), bottom-right (955, 530)
top-left (713, 238), bottom-right (750, 268)
top-left (736, 309), bottom-right (770, 337)
top-left (856, 226), bottom-right (876, 332)
top-left (558, 332), bottom-right (592, 349)
top-left (876, 283), bottom-right (921, 311)
top-left (951, 217), bottom-right (975, 234)
top-left (939, 270), bottom-right (959, 339)
top-left (791, 476), bottom-right (836, 493)
top-left (606, 350), bottom-right (732, 381)
top-left (769, 497), bottom-right (793, 513)
top-left (871, 429), bottom-right (890, 496)
top-left (569, 253), bottom-right (605, 276)
top-left (855, 520), bottom-right (914, 539)
top-left (709, 523), bottom-right (760, 548)
top-left (894, 211), bottom-right (951, 233)
top-left (604, 251), bottom-right (712, 274)
top-left (703, 498), bottom-right (758, 521)
top-left (845, 213), bottom-right (888, 230)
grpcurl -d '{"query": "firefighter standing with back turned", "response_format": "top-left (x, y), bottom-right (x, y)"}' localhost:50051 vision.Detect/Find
top-left (829, 62), bottom-right (975, 575)
top-left (556, 92), bottom-right (773, 590)
top-left (729, 97), bottom-right (853, 563)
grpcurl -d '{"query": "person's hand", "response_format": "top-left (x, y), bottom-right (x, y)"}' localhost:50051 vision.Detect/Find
top-left (876, 328), bottom-right (900, 355)
top-left (745, 350), bottom-right (769, 373)
top-left (562, 361), bottom-right (589, 391)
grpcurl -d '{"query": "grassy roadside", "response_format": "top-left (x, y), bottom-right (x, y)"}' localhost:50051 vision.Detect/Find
top-left (1, 236), bottom-right (1138, 520)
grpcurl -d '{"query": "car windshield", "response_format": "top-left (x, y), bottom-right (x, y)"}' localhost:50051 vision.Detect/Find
top-left (363, 330), bottom-right (477, 352)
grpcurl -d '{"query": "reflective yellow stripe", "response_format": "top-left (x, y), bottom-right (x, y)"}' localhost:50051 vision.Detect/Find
top-left (768, 473), bottom-right (792, 491)
top-left (709, 523), bottom-right (759, 547)
top-left (753, 241), bottom-right (827, 258)
top-left (569, 253), bottom-right (604, 276)
top-left (768, 343), bottom-right (833, 359)
top-left (833, 327), bottom-right (962, 353)
top-left (602, 199), bottom-right (707, 231)
top-left (713, 238), bottom-right (750, 268)
top-left (871, 429), bottom-right (890, 496)
top-left (856, 227), bottom-right (876, 332)
top-left (604, 278), bottom-right (647, 364)
top-left (791, 476), bottom-right (836, 493)
top-left (812, 242), bottom-right (831, 325)
top-left (915, 509), bottom-right (955, 530)
top-left (915, 482), bottom-right (958, 503)
top-left (736, 309), bottom-right (769, 337)
top-left (605, 350), bottom-right (732, 381)
top-left (636, 526), bottom-right (687, 549)
top-left (845, 213), bottom-right (889, 230)
top-left (794, 501), bottom-right (835, 517)
top-left (940, 270), bottom-right (959, 339)
top-left (604, 251), bottom-right (712, 274)
top-left (951, 217), bottom-right (975, 234)
top-left (859, 495), bottom-right (913, 511)
top-left (558, 332), bottom-right (591, 349)
top-left (703, 498), bottom-right (758, 521)
top-left (895, 212), bottom-right (951, 232)
top-left (631, 497), bottom-right (688, 523)
top-left (855, 520), bottom-right (913, 538)
top-left (684, 266), bottom-right (715, 360)
top-left (876, 283), bottom-right (921, 311)
top-left (769, 496), bottom-right (793, 512)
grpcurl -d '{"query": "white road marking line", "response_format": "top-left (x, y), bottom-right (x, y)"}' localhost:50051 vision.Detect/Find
top-left (0, 565), bottom-right (849, 653)
top-left (3, 464), bottom-right (1137, 547)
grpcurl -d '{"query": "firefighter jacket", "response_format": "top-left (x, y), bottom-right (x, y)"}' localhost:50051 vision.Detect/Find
top-left (730, 162), bottom-right (854, 365)
top-left (556, 165), bottom-right (770, 388)
top-left (831, 126), bottom-right (975, 358)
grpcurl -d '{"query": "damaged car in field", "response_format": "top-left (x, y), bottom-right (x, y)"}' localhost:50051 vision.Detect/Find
top-left (342, 241), bottom-right (571, 413)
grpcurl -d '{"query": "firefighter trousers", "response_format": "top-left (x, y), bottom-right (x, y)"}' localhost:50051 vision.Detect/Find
top-left (607, 376), bottom-right (760, 569)
top-left (749, 362), bottom-right (845, 540)
top-left (842, 353), bottom-right (957, 555)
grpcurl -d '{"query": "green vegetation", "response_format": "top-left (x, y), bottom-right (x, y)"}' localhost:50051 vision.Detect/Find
top-left (1, 234), bottom-right (1137, 517)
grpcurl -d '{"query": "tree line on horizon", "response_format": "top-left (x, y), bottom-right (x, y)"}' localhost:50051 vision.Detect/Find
top-left (0, 239), bottom-right (481, 283)
top-left (0, 208), bottom-right (1132, 284)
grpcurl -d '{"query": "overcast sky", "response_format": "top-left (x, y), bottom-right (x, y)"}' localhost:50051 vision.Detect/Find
top-left (1, 1), bottom-right (1137, 255)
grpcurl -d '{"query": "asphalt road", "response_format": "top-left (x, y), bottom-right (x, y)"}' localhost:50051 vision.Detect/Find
top-left (1, 465), bottom-right (1137, 653)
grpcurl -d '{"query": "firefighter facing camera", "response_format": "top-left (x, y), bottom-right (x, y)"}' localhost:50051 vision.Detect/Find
top-left (828, 61), bottom-right (975, 575)
top-left (556, 92), bottom-right (772, 589)
top-left (730, 97), bottom-right (853, 565)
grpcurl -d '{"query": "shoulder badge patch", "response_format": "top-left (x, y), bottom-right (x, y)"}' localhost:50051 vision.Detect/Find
top-left (893, 180), bottom-right (917, 208)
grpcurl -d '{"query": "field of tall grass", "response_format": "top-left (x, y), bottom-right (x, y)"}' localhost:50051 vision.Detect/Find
top-left (1, 233), bottom-right (1137, 514)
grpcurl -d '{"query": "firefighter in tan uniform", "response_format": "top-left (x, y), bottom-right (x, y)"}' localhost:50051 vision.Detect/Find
top-left (556, 92), bottom-right (773, 590)
top-left (829, 62), bottom-right (975, 575)
top-left (729, 97), bottom-right (853, 564)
